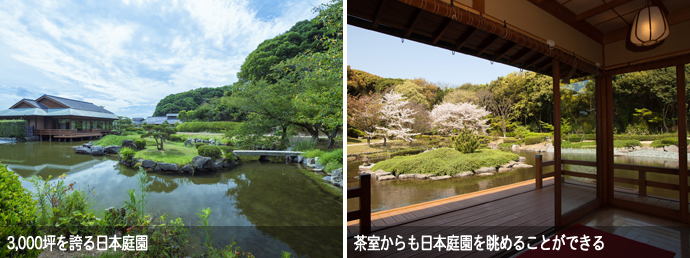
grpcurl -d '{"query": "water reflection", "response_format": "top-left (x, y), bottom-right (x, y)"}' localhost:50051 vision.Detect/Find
top-left (0, 141), bottom-right (342, 258)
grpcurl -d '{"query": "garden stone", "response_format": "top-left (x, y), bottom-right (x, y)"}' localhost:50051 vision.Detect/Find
top-left (322, 176), bottom-right (332, 183)
top-left (122, 140), bottom-right (137, 150)
top-left (330, 168), bottom-right (343, 186)
top-left (153, 166), bottom-right (162, 172)
top-left (105, 145), bottom-right (120, 154)
top-left (213, 161), bottom-right (223, 170)
top-left (633, 146), bottom-right (642, 151)
top-left (475, 167), bottom-right (496, 174)
top-left (191, 156), bottom-right (215, 172)
top-left (83, 142), bottom-right (93, 148)
top-left (513, 163), bottom-right (533, 169)
top-left (130, 158), bottom-right (137, 167)
top-left (373, 170), bottom-right (391, 179)
top-left (71, 146), bottom-right (81, 149)
top-left (181, 164), bottom-right (193, 173)
top-left (511, 144), bottom-right (520, 152)
top-left (429, 175), bottom-right (452, 181)
top-left (286, 147), bottom-right (293, 151)
top-left (664, 145), bottom-right (679, 153)
top-left (305, 158), bottom-right (315, 165)
top-left (518, 156), bottom-right (526, 163)
top-left (398, 174), bottom-right (419, 179)
top-left (377, 175), bottom-right (396, 181)
top-left (477, 172), bottom-right (495, 176)
top-left (223, 160), bottom-right (237, 169)
top-left (142, 160), bottom-right (156, 169)
top-left (415, 174), bottom-right (432, 179)
top-left (296, 155), bottom-right (305, 163)
top-left (91, 146), bottom-right (105, 156)
top-left (454, 171), bottom-right (473, 177)
top-left (183, 139), bottom-right (192, 148)
top-left (75, 147), bottom-right (92, 155)
top-left (156, 163), bottom-right (178, 172)
top-left (498, 167), bottom-right (512, 173)
top-left (314, 162), bottom-right (324, 170)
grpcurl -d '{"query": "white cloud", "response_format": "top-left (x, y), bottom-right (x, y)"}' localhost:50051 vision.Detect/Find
top-left (0, 0), bottom-right (328, 118)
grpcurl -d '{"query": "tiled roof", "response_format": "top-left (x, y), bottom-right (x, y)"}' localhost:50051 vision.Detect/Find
top-left (42, 95), bottom-right (114, 114)
top-left (144, 116), bottom-right (181, 125)
top-left (21, 99), bottom-right (49, 109)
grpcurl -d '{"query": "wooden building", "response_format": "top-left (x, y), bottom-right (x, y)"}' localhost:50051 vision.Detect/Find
top-left (348, 0), bottom-right (690, 256)
top-left (0, 95), bottom-right (118, 141)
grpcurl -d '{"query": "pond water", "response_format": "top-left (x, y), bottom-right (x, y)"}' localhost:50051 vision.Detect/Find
top-left (347, 149), bottom-right (687, 212)
top-left (0, 141), bottom-right (342, 258)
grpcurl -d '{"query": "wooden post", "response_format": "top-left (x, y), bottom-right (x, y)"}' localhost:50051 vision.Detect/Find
top-left (638, 170), bottom-right (647, 196)
top-left (596, 75), bottom-right (606, 205)
top-left (360, 173), bottom-right (372, 235)
top-left (535, 155), bottom-right (543, 189)
top-left (605, 76), bottom-right (614, 204)
top-left (553, 59), bottom-right (562, 227)
top-left (677, 65), bottom-right (688, 223)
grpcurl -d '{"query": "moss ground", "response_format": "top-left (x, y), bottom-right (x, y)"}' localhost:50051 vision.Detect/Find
top-left (371, 148), bottom-right (519, 177)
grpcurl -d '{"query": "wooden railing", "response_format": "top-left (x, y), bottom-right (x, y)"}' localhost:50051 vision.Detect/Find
top-left (37, 129), bottom-right (110, 136)
top-left (347, 173), bottom-right (371, 235)
top-left (535, 155), bottom-right (683, 196)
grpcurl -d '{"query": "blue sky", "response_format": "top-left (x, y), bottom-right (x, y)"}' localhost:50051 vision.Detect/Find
top-left (0, 0), bottom-right (327, 118)
top-left (347, 25), bottom-right (520, 87)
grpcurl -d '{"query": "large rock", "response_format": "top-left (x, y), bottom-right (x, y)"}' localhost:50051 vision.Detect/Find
top-left (475, 167), bottom-right (496, 174)
top-left (213, 161), bottom-right (224, 170)
top-left (373, 170), bottom-right (392, 179)
top-left (296, 155), bottom-right (305, 163)
top-left (91, 146), bottom-right (105, 156)
top-left (511, 144), bottom-right (521, 152)
top-left (223, 160), bottom-right (238, 169)
top-left (454, 171), bottom-right (473, 177)
top-left (513, 163), bottom-right (534, 169)
top-left (191, 156), bottom-right (215, 172)
top-left (377, 175), bottom-right (396, 181)
top-left (75, 147), bottom-right (92, 155)
top-left (415, 174), bottom-right (432, 179)
top-left (664, 145), bottom-right (679, 153)
top-left (330, 168), bottom-right (343, 186)
top-left (122, 140), bottom-right (137, 150)
top-left (518, 156), bottom-right (527, 163)
top-left (83, 142), bottom-right (94, 148)
top-left (105, 145), bottom-right (120, 154)
top-left (156, 163), bottom-right (178, 172)
top-left (142, 160), bottom-right (156, 169)
top-left (181, 164), bottom-right (193, 173)
top-left (398, 174), bottom-right (419, 179)
top-left (429, 175), bottom-right (452, 181)
top-left (498, 167), bottom-right (512, 173)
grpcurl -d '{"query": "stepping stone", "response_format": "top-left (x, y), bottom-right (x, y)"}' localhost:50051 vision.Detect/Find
top-left (377, 175), bottom-right (396, 181)
top-left (476, 172), bottom-right (495, 176)
top-left (475, 167), bottom-right (496, 174)
top-left (513, 163), bottom-right (534, 169)
top-left (454, 171), bottom-right (473, 177)
top-left (498, 167), bottom-right (512, 173)
top-left (415, 174), bottom-right (432, 179)
top-left (398, 174), bottom-right (418, 179)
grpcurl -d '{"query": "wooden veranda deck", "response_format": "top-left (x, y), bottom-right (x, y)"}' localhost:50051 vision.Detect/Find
top-left (347, 178), bottom-right (686, 257)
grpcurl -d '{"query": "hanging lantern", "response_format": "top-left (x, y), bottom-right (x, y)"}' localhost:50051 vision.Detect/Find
top-left (629, 2), bottom-right (669, 47)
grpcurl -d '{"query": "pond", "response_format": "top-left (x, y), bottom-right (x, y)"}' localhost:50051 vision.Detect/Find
top-left (347, 149), bottom-right (687, 213)
top-left (0, 141), bottom-right (342, 258)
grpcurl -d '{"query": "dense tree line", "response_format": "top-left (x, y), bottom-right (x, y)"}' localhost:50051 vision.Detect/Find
top-left (347, 64), bottom-right (690, 139)
top-left (152, 86), bottom-right (230, 116)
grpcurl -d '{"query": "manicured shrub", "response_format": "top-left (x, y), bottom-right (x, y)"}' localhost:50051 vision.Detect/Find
top-left (525, 136), bottom-right (546, 145)
top-left (503, 137), bottom-right (518, 143)
top-left (119, 147), bottom-right (136, 162)
top-left (121, 131), bottom-right (136, 136)
top-left (194, 143), bottom-right (207, 149)
top-left (219, 146), bottom-right (235, 154)
top-left (372, 148), bottom-right (519, 176)
top-left (198, 145), bottom-right (222, 160)
top-left (347, 127), bottom-right (365, 138)
top-left (661, 137), bottom-right (679, 146)
top-left (134, 139), bottom-right (147, 150)
top-left (176, 122), bottom-right (240, 133)
top-left (0, 119), bottom-right (26, 139)
top-left (452, 129), bottom-right (480, 153)
top-left (94, 135), bottom-right (127, 146)
top-left (168, 135), bottom-right (185, 142)
top-left (390, 148), bottom-right (423, 158)
top-left (613, 133), bottom-right (676, 141)
top-left (567, 134), bottom-right (584, 142)
top-left (613, 140), bottom-right (642, 148)
top-left (0, 163), bottom-right (40, 258)
top-left (224, 152), bottom-right (237, 161)
top-left (584, 134), bottom-right (597, 140)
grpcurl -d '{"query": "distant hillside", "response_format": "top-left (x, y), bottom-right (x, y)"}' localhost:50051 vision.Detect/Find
top-left (347, 66), bottom-right (404, 96)
top-left (152, 86), bottom-right (231, 116)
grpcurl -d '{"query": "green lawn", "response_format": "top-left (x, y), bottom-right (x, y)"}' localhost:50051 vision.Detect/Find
top-left (372, 148), bottom-right (519, 176)
top-left (561, 141), bottom-right (596, 149)
top-left (133, 141), bottom-right (199, 166)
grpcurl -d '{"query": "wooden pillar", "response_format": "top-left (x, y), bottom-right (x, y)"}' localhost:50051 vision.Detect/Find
top-left (595, 76), bottom-right (605, 205)
top-left (360, 173), bottom-right (372, 235)
top-left (553, 59), bottom-right (562, 227)
top-left (677, 65), bottom-right (688, 223)
top-left (535, 155), bottom-right (543, 189)
top-left (605, 76), bottom-right (614, 203)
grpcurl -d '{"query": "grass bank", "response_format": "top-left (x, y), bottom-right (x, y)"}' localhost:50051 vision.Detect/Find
top-left (296, 168), bottom-right (342, 202)
top-left (372, 148), bottom-right (519, 176)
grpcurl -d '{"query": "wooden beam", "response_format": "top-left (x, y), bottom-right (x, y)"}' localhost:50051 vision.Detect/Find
top-left (525, 53), bottom-right (548, 69)
top-left (575, 0), bottom-right (632, 22)
top-left (677, 64), bottom-right (688, 223)
top-left (432, 18), bottom-right (453, 45)
top-left (510, 47), bottom-right (532, 65)
top-left (528, 0), bottom-right (603, 43)
top-left (473, 0), bottom-right (485, 14)
top-left (455, 26), bottom-right (478, 51)
top-left (553, 59), bottom-right (562, 228)
top-left (404, 9), bottom-right (423, 38)
top-left (475, 34), bottom-right (499, 57)
top-left (535, 59), bottom-right (552, 73)
top-left (565, 64), bottom-right (578, 80)
top-left (372, 0), bottom-right (390, 29)
top-left (492, 41), bottom-right (517, 61)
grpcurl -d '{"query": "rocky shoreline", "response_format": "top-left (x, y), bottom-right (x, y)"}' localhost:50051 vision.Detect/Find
top-left (359, 156), bottom-right (533, 181)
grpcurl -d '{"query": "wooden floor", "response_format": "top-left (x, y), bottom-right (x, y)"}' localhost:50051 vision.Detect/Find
top-left (348, 179), bottom-right (687, 257)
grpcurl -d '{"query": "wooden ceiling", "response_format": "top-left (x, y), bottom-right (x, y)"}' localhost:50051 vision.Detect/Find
top-left (348, 0), bottom-right (600, 79)
top-left (530, 0), bottom-right (690, 44)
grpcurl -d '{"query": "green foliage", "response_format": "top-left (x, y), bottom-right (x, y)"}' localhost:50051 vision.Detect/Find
top-left (372, 148), bottom-right (519, 176)
top-left (152, 86), bottom-right (230, 117)
top-left (503, 137), bottom-right (518, 143)
top-left (394, 79), bottom-right (430, 108)
top-left (567, 134), bottom-right (585, 142)
top-left (219, 146), bottom-right (235, 154)
top-left (319, 148), bottom-right (343, 167)
top-left (289, 137), bottom-right (317, 151)
top-left (390, 148), bottom-right (423, 158)
top-left (168, 134), bottom-right (185, 142)
top-left (613, 140), bottom-right (642, 148)
top-left (525, 136), bottom-right (546, 145)
top-left (302, 149), bottom-right (322, 158)
top-left (224, 152), bottom-right (238, 161)
top-left (0, 163), bottom-right (40, 258)
top-left (93, 135), bottom-right (128, 146)
top-left (0, 119), bottom-right (26, 139)
top-left (513, 125), bottom-right (530, 139)
top-left (347, 127), bottom-right (365, 138)
top-left (652, 137), bottom-right (680, 147)
top-left (613, 133), bottom-right (677, 141)
top-left (141, 124), bottom-right (177, 150)
top-left (198, 145), bottom-right (222, 160)
top-left (119, 147), bottom-right (136, 162)
top-left (539, 121), bottom-right (554, 132)
top-left (195, 142), bottom-right (207, 149)
top-left (133, 138), bottom-right (147, 150)
top-left (452, 129), bottom-right (480, 154)
top-left (176, 121), bottom-right (240, 132)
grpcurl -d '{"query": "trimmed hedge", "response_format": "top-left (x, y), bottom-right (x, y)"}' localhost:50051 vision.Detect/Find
top-left (0, 162), bottom-right (40, 258)
top-left (134, 139), bottom-right (147, 150)
top-left (0, 120), bottom-right (26, 139)
top-left (176, 122), bottom-right (240, 133)
top-left (503, 137), bottom-right (518, 143)
top-left (525, 136), bottom-right (546, 145)
top-left (613, 133), bottom-right (677, 141)
top-left (168, 135), bottom-right (185, 142)
top-left (372, 148), bottom-right (519, 176)
top-left (198, 145), bottom-right (222, 160)
top-left (390, 148), bottom-right (423, 158)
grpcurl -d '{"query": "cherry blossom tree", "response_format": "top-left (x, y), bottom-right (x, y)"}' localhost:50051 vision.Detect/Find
top-left (430, 102), bottom-right (491, 135)
top-left (377, 91), bottom-right (419, 146)
top-left (347, 93), bottom-right (382, 147)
